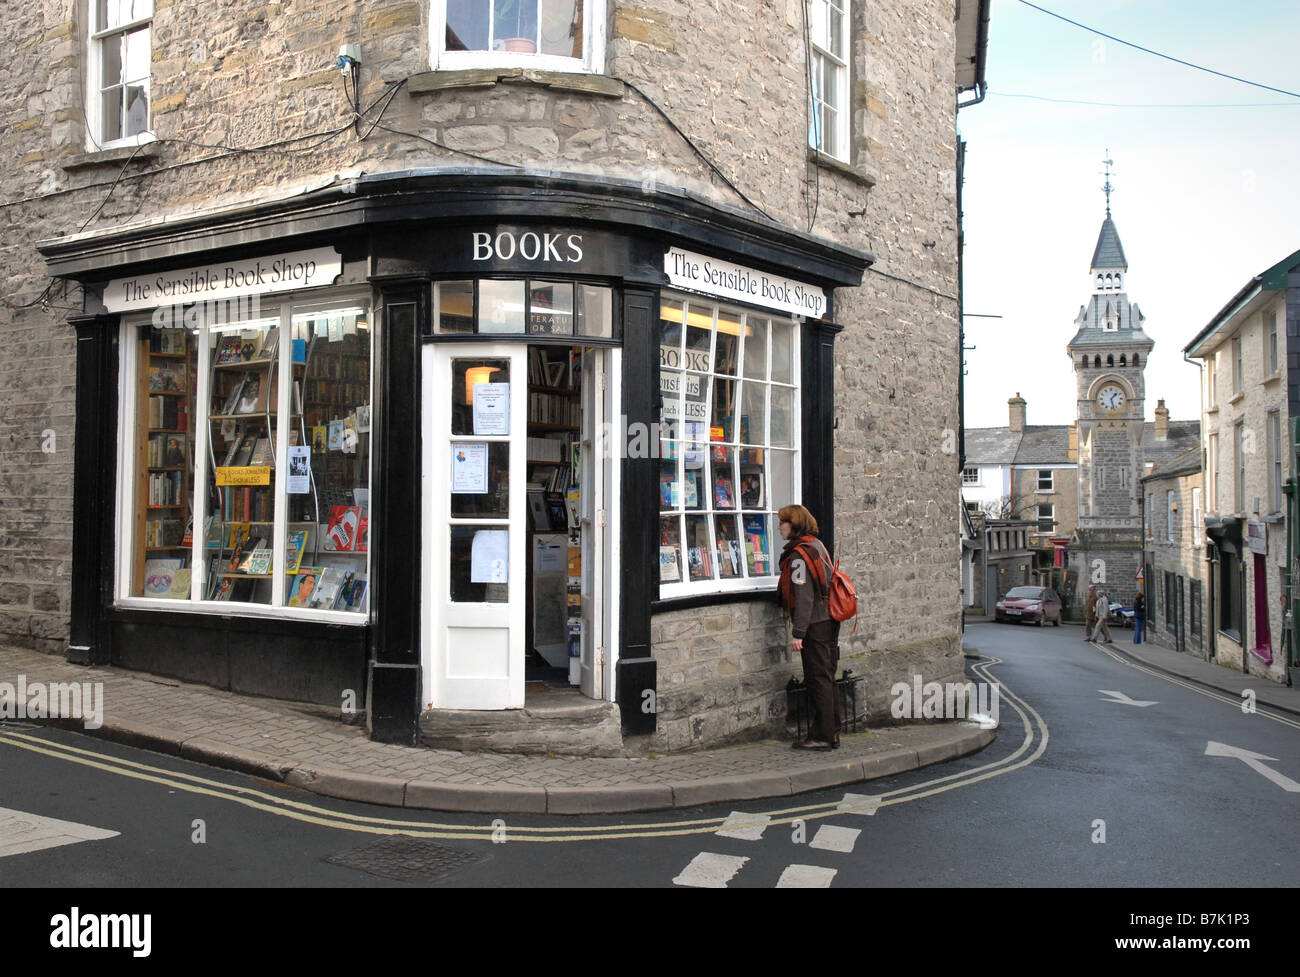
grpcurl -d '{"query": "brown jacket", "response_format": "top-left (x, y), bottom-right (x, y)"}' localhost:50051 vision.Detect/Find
top-left (1085, 591), bottom-right (1098, 623)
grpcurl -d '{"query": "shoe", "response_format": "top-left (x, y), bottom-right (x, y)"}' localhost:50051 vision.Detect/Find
top-left (793, 739), bottom-right (834, 751)
top-left (832, 735), bottom-right (841, 750)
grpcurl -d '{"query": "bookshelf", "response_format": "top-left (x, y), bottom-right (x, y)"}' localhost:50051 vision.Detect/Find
top-left (135, 327), bottom-right (192, 598)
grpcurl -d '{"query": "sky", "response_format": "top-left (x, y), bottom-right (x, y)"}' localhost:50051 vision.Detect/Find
top-left (958, 0), bottom-right (1300, 431)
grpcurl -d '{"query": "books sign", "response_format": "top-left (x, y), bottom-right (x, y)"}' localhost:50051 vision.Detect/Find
top-left (216, 466), bottom-right (271, 486)
top-left (103, 247), bottom-right (342, 312)
top-left (664, 247), bottom-right (826, 320)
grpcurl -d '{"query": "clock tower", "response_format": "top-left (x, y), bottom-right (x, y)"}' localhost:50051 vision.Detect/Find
top-left (1067, 169), bottom-right (1153, 608)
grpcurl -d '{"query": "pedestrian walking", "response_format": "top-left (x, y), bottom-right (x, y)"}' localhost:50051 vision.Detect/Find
top-left (1090, 587), bottom-right (1113, 643)
top-left (1084, 584), bottom-right (1098, 641)
top-left (777, 504), bottom-right (841, 751)
top-left (1132, 592), bottom-right (1145, 644)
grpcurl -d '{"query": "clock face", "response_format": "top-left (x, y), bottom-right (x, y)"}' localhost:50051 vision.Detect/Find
top-left (1097, 385), bottom-right (1125, 411)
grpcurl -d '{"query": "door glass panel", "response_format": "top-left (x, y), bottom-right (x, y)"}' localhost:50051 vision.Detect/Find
top-left (451, 441), bottom-right (510, 517)
top-left (451, 358), bottom-right (510, 435)
top-left (479, 280), bottom-right (526, 333)
top-left (450, 524), bottom-right (509, 602)
top-left (576, 284), bottom-right (613, 338)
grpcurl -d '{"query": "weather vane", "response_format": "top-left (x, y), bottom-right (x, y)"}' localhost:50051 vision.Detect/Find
top-left (1101, 150), bottom-right (1114, 216)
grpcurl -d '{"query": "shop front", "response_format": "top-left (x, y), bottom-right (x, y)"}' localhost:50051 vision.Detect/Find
top-left (40, 171), bottom-right (868, 746)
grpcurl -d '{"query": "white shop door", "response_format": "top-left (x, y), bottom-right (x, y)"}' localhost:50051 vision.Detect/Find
top-left (423, 343), bottom-right (527, 709)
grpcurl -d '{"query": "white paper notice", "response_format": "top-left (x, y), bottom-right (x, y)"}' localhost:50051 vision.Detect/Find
top-left (287, 446), bottom-right (311, 494)
top-left (471, 530), bottom-right (509, 583)
top-left (473, 382), bottom-right (510, 435)
top-left (451, 442), bottom-right (489, 494)
top-left (535, 539), bottom-right (566, 573)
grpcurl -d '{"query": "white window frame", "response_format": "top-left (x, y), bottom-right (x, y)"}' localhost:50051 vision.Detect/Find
top-left (1036, 503), bottom-right (1054, 535)
top-left (962, 467), bottom-right (979, 485)
top-left (1036, 469), bottom-right (1053, 492)
top-left (1192, 487), bottom-right (1202, 546)
top-left (1145, 493), bottom-right (1154, 538)
top-left (1232, 336), bottom-right (1243, 396)
top-left (1235, 421), bottom-right (1246, 512)
top-left (657, 294), bottom-right (800, 600)
top-left (1166, 490), bottom-right (1175, 542)
top-left (87, 0), bottom-right (154, 151)
top-left (1264, 310), bottom-right (1279, 377)
top-left (808, 0), bottom-right (850, 163)
top-left (1207, 355), bottom-right (1217, 408)
top-left (114, 289), bottom-right (374, 622)
top-left (1268, 409), bottom-right (1282, 513)
top-left (430, 0), bottom-right (606, 73)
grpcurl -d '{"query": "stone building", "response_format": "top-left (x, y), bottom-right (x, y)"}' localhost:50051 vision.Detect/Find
top-left (1184, 248), bottom-right (1300, 685)
top-left (5, 0), bottom-right (990, 752)
top-left (962, 395), bottom-right (1077, 611)
top-left (1065, 206), bottom-right (1199, 612)
top-left (1139, 439), bottom-right (1204, 654)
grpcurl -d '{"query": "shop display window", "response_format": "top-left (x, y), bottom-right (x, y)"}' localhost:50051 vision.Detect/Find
top-left (435, 279), bottom-right (614, 340)
top-left (657, 295), bottom-right (799, 596)
top-left (122, 296), bottom-right (373, 617)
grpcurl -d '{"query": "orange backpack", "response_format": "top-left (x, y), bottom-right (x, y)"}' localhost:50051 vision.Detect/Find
top-left (794, 542), bottom-right (859, 633)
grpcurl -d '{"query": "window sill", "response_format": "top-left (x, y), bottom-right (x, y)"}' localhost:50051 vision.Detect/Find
top-left (1262, 373), bottom-right (1282, 386)
top-left (62, 141), bottom-right (159, 173)
top-left (653, 583), bottom-right (777, 614)
top-left (1228, 392), bottom-right (1245, 405)
top-left (807, 147), bottom-right (878, 189)
top-left (406, 68), bottom-right (625, 98)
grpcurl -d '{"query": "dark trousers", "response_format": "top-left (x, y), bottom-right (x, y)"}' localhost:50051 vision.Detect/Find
top-left (801, 620), bottom-right (842, 743)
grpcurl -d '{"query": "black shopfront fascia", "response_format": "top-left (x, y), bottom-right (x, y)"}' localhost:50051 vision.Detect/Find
top-left (40, 170), bottom-right (870, 743)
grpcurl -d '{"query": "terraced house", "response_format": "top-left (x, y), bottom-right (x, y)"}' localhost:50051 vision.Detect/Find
top-left (4, 0), bottom-right (990, 752)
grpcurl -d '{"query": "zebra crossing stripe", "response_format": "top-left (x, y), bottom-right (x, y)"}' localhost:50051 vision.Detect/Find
top-left (673, 852), bottom-right (750, 888)
top-left (809, 824), bottom-right (860, 853)
top-left (716, 811), bottom-right (771, 841)
top-left (776, 864), bottom-right (837, 888)
top-left (0, 806), bottom-right (119, 858)
top-left (836, 792), bottom-right (882, 815)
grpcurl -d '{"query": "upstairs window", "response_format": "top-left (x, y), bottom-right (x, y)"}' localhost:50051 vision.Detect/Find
top-left (1036, 469), bottom-right (1052, 491)
top-left (962, 467), bottom-right (979, 485)
top-left (434, 0), bottom-right (605, 72)
top-left (90, 0), bottom-right (152, 148)
top-left (808, 0), bottom-right (850, 162)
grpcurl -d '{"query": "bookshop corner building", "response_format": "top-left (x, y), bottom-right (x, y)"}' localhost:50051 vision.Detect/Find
top-left (9, 0), bottom-right (987, 753)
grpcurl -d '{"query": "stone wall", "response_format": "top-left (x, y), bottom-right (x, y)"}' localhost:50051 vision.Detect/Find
top-left (4, 0), bottom-right (968, 736)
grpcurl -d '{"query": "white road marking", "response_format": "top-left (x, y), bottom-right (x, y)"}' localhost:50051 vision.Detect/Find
top-left (809, 824), bottom-right (860, 853)
top-left (1098, 689), bottom-right (1158, 707)
top-left (716, 811), bottom-right (771, 841)
top-left (776, 864), bottom-right (837, 888)
top-left (836, 793), bottom-right (882, 816)
top-left (0, 806), bottom-right (119, 858)
top-left (1205, 741), bottom-right (1300, 792)
top-left (673, 852), bottom-right (750, 888)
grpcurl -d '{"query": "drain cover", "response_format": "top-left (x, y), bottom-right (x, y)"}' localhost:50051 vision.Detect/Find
top-left (326, 834), bottom-right (486, 883)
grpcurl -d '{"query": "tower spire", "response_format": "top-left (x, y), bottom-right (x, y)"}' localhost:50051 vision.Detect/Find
top-left (1101, 150), bottom-right (1114, 217)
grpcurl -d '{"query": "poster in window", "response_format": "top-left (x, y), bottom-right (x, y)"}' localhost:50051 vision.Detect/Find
top-left (452, 443), bottom-right (489, 494)
top-left (287, 446), bottom-right (311, 493)
top-left (470, 530), bottom-right (509, 583)
top-left (473, 382), bottom-right (510, 435)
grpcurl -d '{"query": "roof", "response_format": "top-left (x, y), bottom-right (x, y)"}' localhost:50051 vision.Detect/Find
top-left (1142, 445), bottom-right (1201, 483)
top-left (1184, 246), bottom-right (1300, 356)
top-left (1067, 326), bottom-right (1153, 348)
top-left (1091, 215), bottom-right (1128, 271)
top-left (955, 0), bottom-right (992, 97)
top-left (963, 427), bottom-right (1022, 465)
top-left (1143, 420), bottom-right (1201, 469)
top-left (1013, 426), bottom-right (1073, 465)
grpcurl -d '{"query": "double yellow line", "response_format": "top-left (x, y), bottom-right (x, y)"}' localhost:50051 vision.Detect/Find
top-left (0, 657), bottom-right (1046, 843)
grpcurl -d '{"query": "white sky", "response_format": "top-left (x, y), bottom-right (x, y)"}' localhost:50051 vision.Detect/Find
top-left (957, 0), bottom-right (1300, 431)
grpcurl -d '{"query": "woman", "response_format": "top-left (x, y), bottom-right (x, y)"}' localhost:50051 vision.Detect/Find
top-left (777, 504), bottom-right (842, 750)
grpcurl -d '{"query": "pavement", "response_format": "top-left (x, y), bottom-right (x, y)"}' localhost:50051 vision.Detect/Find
top-left (0, 643), bottom-right (995, 815)
top-left (7, 626), bottom-right (1288, 815)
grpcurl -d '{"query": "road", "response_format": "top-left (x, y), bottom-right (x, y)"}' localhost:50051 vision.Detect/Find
top-left (2, 623), bottom-right (1296, 895)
